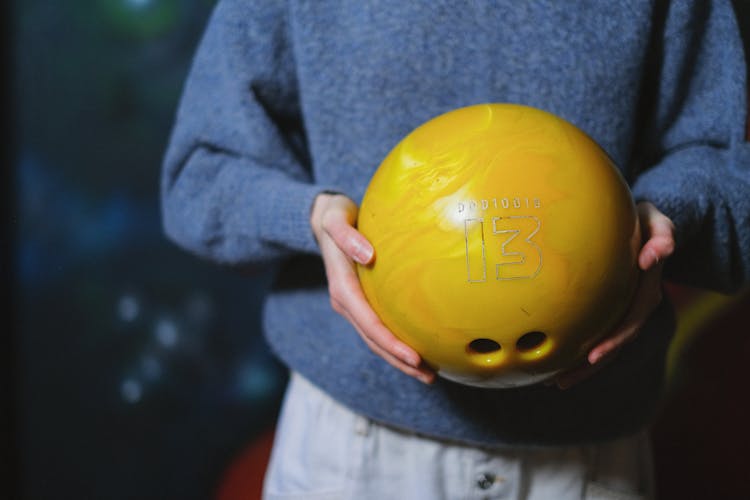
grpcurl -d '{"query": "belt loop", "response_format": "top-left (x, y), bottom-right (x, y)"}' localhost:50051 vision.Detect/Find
top-left (354, 415), bottom-right (371, 437)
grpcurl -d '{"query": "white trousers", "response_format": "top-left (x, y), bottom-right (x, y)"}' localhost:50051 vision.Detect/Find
top-left (263, 372), bottom-right (654, 500)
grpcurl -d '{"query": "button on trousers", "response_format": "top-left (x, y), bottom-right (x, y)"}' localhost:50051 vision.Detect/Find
top-left (262, 373), bottom-right (654, 500)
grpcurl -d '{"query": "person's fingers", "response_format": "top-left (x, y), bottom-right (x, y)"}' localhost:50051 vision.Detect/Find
top-left (329, 262), bottom-right (421, 368)
top-left (637, 202), bottom-right (675, 270)
top-left (314, 194), bottom-right (374, 265)
top-left (554, 203), bottom-right (674, 390)
top-left (587, 323), bottom-right (641, 366)
top-left (312, 194), bottom-right (433, 383)
top-left (323, 215), bottom-right (374, 265)
top-left (335, 290), bottom-right (436, 383)
top-left (555, 351), bottom-right (615, 390)
top-left (587, 262), bottom-right (664, 364)
top-left (554, 261), bottom-right (665, 389)
top-left (638, 233), bottom-right (674, 270)
top-left (340, 308), bottom-right (436, 384)
top-left (320, 233), bottom-right (434, 383)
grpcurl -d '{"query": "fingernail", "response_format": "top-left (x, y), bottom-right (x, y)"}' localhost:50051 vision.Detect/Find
top-left (651, 249), bottom-right (660, 265)
top-left (644, 248), bottom-right (660, 269)
top-left (352, 241), bottom-right (373, 264)
top-left (396, 345), bottom-right (419, 368)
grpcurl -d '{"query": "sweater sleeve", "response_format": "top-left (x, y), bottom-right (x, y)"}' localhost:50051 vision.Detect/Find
top-left (160, 0), bottom-right (331, 265)
top-left (631, 0), bottom-right (750, 293)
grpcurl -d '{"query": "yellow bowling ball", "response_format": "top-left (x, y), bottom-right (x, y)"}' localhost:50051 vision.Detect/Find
top-left (357, 103), bottom-right (641, 388)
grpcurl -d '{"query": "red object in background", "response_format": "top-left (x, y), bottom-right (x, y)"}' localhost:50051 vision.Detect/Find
top-left (215, 428), bottom-right (275, 500)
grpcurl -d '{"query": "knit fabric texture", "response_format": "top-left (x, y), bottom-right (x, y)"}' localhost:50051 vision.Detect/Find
top-left (161, 0), bottom-right (750, 447)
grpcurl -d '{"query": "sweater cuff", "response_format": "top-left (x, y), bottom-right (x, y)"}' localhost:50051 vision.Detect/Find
top-left (257, 181), bottom-right (342, 255)
top-left (631, 163), bottom-right (704, 252)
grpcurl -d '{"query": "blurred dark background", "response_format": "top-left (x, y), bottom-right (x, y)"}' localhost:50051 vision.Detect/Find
top-left (5, 1), bottom-right (750, 500)
top-left (8, 1), bottom-right (286, 498)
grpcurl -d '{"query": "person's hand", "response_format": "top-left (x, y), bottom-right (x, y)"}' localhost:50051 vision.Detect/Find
top-left (310, 193), bottom-right (436, 384)
top-left (554, 201), bottom-right (676, 389)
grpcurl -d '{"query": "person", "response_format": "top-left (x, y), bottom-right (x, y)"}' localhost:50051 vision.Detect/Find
top-left (161, 1), bottom-right (750, 498)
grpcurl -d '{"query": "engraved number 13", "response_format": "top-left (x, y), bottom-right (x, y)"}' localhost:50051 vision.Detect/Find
top-left (464, 216), bottom-right (543, 282)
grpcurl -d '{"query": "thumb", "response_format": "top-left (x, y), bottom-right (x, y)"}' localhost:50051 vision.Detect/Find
top-left (637, 202), bottom-right (675, 270)
top-left (320, 196), bottom-right (375, 265)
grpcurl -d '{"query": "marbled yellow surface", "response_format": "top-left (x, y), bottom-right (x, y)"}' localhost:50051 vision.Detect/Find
top-left (358, 104), bottom-right (640, 387)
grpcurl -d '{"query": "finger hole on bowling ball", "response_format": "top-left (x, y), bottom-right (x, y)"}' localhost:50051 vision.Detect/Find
top-left (467, 338), bottom-right (502, 354)
top-left (516, 331), bottom-right (547, 352)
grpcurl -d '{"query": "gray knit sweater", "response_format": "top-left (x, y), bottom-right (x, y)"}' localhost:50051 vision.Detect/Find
top-left (161, 0), bottom-right (750, 447)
